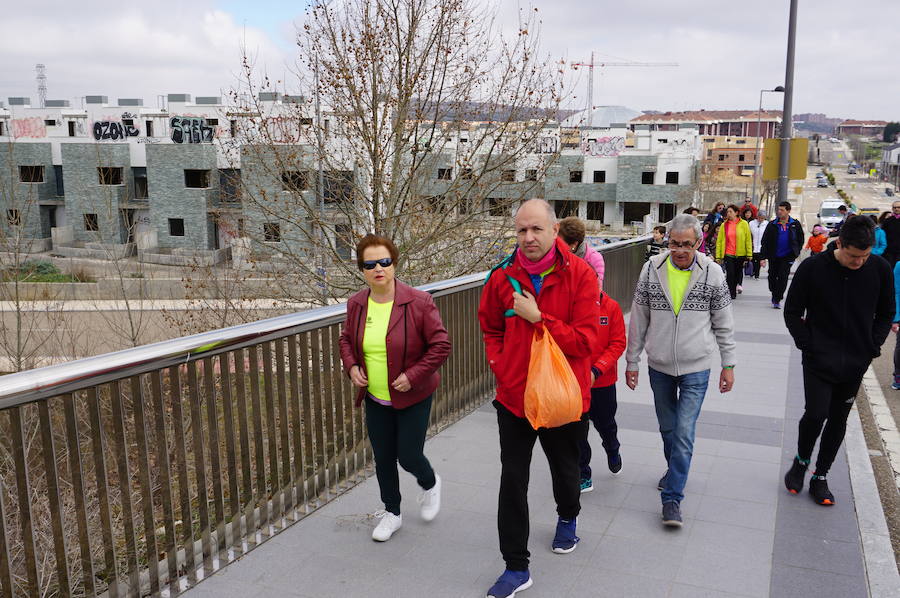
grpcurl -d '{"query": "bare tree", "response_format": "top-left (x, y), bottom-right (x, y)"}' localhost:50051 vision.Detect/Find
top-left (0, 140), bottom-right (63, 371)
top-left (230, 0), bottom-right (566, 301)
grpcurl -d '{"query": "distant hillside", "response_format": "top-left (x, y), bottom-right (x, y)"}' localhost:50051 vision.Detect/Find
top-left (411, 99), bottom-right (578, 122)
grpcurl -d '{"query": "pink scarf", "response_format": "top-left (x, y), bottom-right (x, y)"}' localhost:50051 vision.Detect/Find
top-left (516, 244), bottom-right (558, 275)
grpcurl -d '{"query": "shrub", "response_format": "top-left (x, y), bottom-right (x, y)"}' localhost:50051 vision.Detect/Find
top-left (22, 260), bottom-right (60, 276)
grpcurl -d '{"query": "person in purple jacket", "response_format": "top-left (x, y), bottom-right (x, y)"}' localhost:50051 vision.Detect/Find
top-left (559, 217), bottom-right (606, 290)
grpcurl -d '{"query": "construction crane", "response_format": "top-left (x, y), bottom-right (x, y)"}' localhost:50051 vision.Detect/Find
top-left (571, 53), bottom-right (678, 124)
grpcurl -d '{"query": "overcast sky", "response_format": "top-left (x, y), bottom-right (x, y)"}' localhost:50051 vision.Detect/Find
top-left (2, 0), bottom-right (897, 121)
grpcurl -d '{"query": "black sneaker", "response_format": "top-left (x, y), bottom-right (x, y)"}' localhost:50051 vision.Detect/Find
top-left (809, 476), bottom-right (835, 506)
top-left (608, 453), bottom-right (622, 475)
top-left (661, 501), bottom-right (683, 527)
top-left (657, 471), bottom-right (668, 491)
top-left (784, 457), bottom-right (808, 495)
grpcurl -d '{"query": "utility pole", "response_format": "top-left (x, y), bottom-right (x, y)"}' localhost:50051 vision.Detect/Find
top-left (776, 0), bottom-right (799, 208)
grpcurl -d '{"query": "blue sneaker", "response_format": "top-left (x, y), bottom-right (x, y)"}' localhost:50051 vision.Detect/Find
top-left (579, 478), bottom-right (593, 493)
top-left (608, 453), bottom-right (622, 475)
top-left (551, 517), bottom-right (579, 554)
top-left (892, 381), bottom-right (900, 390)
top-left (487, 569), bottom-right (532, 598)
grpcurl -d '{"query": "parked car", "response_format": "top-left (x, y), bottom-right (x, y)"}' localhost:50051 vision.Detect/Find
top-left (817, 177), bottom-right (829, 187)
top-left (818, 199), bottom-right (847, 229)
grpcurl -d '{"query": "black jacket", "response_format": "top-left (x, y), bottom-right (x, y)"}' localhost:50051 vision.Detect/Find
top-left (881, 215), bottom-right (900, 258)
top-left (784, 246), bottom-right (894, 382)
top-left (760, 217), bottom-right (804, 260)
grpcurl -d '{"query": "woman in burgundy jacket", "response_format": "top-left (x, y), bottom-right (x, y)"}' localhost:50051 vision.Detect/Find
top-left (338, 234), bottom-right (451, 542)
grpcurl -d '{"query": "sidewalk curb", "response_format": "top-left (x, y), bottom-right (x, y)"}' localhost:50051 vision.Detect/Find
top-left (862, 367), bottom-right (900, 491)
top-left (849, 368), bottom-right (900, 597)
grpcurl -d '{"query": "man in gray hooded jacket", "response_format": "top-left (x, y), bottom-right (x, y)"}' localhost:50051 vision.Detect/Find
top-left (625, 214), bottom-right (737, 527)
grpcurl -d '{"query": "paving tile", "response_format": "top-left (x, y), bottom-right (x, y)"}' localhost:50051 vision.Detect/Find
top-left (686, 520), bottom-right (774, 562)
top-left (769, 564), bottom-right (867, 598)
top-left (720, 426), bottom-right (782, 447)
top-left (774, 531), bottom-right (865, 577)
top-left (694, 495), bottom-right (777, 532)
top-left (425, 507), bottom-right (499, 549)
top-left (676, 543), bottom-right (772, 597)
top-left (605, 504), bottom-right (693, 545)
top-left (669, 583), bottom-right (757, 598)
top-left (570, 500), bottom-right (617, 534)
top-left (575, 566), bottom-right (672, 597)
top-left (774, 495), bottom-right (864, 543)
top-left (393, 539), bottom-right (503, 582)
top-left (619, 481), bottom-right (704, 518)
top-left (716, 440), bottom-right (783, 463)
top-left (591, 535), bottom-right (685, 581)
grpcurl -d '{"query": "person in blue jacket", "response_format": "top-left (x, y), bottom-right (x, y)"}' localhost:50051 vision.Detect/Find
top-left (874, 212), bottom-right (889, 256)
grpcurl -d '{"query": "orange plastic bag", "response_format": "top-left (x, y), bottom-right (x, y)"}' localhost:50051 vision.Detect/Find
top-left (524, 327), bottom-right (583, 430)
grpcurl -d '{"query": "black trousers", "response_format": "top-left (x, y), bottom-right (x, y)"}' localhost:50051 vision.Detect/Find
top-left (723, 256), bottom-right (745, 299)
top-left (767, 256), bottom-right (793, 303)
top-left (893, 333), bottom-right (900, 384)
top-left (797, 368), bottom-right (861, 476)
top-left (578, 385), bottom-right (620, 479)
top-left (366, 395), bottom-right (436, 515)
top-left (751, 252), bottom-right (764, 278)
top-left (495, 400), bottom-right (585, 571)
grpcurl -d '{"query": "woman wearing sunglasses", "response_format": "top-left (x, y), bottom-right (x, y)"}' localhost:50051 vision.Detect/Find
top-left (339, 233), bottom-right (451, 542)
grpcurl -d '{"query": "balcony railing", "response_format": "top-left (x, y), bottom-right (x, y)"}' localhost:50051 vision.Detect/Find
top-left (0, 235), bottom-right (649, 597)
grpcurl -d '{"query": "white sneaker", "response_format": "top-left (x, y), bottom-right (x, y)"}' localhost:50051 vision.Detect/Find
top-left (419, 474), bottom-right (442, 522)
top-left (372, 511), bottom-right (402, 542)
top-left (736, 285), bottom-right (743, 294)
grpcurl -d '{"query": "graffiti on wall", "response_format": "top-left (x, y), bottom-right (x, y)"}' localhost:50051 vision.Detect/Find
top-left (581, 136), bottom-right (625, 157)
top-left (170, 117), bottom-right (214, 143)
top-left (530, 136), bottom-right (559, 154)
top-left (93, 113), bottom-right (140, 141)
top-left (11, 117), bottom-right (47, 138)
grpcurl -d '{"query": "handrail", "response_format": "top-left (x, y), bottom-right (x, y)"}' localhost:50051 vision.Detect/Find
top-left (0, 231), bottom-right (650, 598)
top-left (0, 233), bottom-right (649, 408)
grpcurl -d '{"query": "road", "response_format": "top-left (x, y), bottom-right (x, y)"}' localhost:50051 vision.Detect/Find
top-left (794, 138), bottom-right (896, 232)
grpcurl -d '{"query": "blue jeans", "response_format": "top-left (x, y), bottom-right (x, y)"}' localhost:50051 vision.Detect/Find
top-left (648, 367), bottom-right (710, 504)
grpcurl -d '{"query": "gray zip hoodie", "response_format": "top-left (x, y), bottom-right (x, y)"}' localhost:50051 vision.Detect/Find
top-left (626, 252), bottom-right (736, 376)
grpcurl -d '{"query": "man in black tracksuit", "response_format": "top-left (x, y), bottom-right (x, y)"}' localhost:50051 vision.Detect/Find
top-left (783, 216), bottom-right (894, 505)
top-left (760, 201), bottom-right (805, 309)
top-left (880, 199), bottom-right (900, 265)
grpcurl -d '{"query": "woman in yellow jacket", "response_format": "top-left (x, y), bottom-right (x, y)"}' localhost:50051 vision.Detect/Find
top-left (715, 204), bottom-right (753, 299)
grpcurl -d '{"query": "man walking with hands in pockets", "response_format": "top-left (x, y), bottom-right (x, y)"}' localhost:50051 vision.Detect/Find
top-left (625, 214), bottom-right (737, 527)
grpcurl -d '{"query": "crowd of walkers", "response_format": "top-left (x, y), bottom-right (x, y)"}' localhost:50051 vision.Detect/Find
top-left (336, 196), bottom-right (898, 598)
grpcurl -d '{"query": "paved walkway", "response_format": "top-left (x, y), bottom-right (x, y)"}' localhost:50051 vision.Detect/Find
top-left (183, 276), bottom-right (892, 598)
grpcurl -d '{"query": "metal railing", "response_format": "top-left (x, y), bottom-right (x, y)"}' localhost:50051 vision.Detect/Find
top-left (0, 235), bottom-right (649, 597)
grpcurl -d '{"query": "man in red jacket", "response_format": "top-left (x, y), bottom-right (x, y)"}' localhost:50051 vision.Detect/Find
top-left (479, 199), bottom-right (601, 598)
top-left (579, 292), bottom-right (627, 493)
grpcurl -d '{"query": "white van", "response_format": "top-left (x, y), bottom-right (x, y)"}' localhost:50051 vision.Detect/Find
top-left (818, 199), bottom-right (846, 230)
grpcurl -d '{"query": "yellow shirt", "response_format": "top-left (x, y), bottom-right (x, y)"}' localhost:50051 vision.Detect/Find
top-left (363, 298), bottom-right (393, 402)
top-left (666, 257), bottom-right (692, 315)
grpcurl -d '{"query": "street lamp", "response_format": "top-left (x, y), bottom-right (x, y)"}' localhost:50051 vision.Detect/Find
top-left (750, 86), bottom-right (785, 209)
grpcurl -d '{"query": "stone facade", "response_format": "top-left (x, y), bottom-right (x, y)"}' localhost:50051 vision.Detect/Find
top-left (146, 144), bottom-right (217, 250)
top-left (0, 142), bottom-right (57, 241)
top-left (60, 143), bottom-right (132, 244)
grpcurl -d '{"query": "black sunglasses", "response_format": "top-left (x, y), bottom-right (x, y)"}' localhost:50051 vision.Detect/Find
top-left (362, 258), bottom-right (393, 270)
